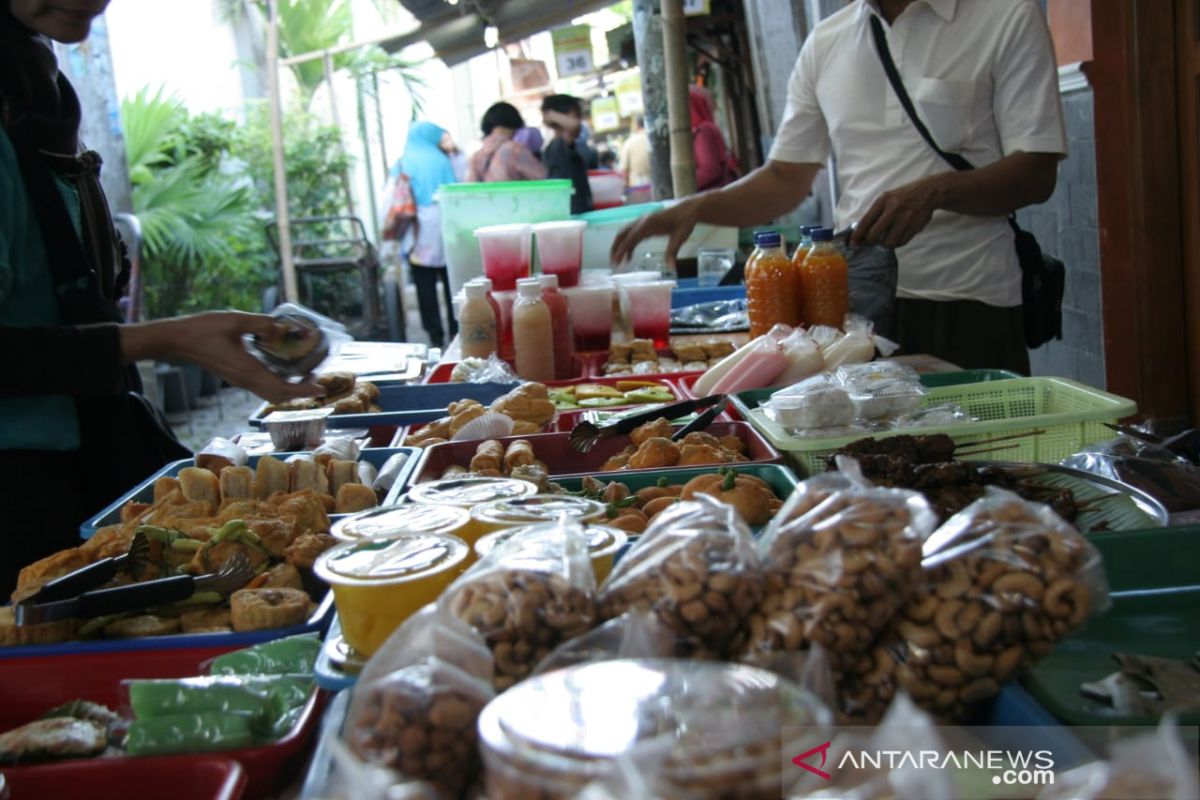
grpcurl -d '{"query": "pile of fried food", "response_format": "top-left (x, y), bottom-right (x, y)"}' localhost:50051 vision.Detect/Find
top-left (831, 433), bottom-right (1082, 523)
top-left (433, 439), bottom-right (552, 492)
top-left (601, 338), bottom-right (735, 376)
top-left (405, 383), bottom-right (557, 448)
top-left (600, 417), bottom-right (750, 472)
top-left (264, 371), bottom-right (381, 415)
top-left (0, 455), bottom-right (364, 647)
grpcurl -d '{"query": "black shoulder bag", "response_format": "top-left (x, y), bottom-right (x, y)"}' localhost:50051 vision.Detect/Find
top-left (868, 15), bottom-right (1065, 349)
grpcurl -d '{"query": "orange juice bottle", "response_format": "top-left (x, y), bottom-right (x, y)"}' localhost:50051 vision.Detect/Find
top-left (800, 227), bottom-right (849, 329)
top-left (745, 230), bottom-right (801, 337)
top-left (790, 225), bottom-right (816, 266)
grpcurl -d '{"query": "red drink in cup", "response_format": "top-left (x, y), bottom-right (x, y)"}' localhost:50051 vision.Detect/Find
top-left (533, 220), bottom-right (587, 288)
top-left (623, 279), bottom-right (675, 349)
top-left (563, 285), bottom-right (614, 352)
top-left (474, 223), bottom-right (532, 291)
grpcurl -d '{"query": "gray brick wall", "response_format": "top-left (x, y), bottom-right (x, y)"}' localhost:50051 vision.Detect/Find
top-left (1017, 86), bottom-right (1105, 388)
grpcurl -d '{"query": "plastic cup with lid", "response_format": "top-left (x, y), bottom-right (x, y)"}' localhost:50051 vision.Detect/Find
top-left (533, 220), bottom-right (586, 288)
top-left (474, 223), bottom-right (533, 291)
top-left (623, 279), bottom-right (676, 349)
top-left (562, 284), bottom-right (614, 352)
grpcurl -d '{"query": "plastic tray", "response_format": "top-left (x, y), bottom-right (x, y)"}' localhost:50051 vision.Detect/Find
top-left (80, 447), bottom-right (419, 539)
top-left (410, 422), bottom-right (783, 484)
top-left (552, 463), bottom-right (799, 507)
top-left (671, 282), bottom-right (745, 309)
top-left (0, 593), bottom-right (334, 661)
top-left (583, 346), bottom-right (710, 381)
top-left (248, 382), bottom-right (517, 429)
top-left (742, 377), bottom-right (1136, 476)
top-left (2, 756), bottom-right (247, 800)
top-left (424, 356), bottom-right (590, 384)
top-left (1021, 525), bottom-right (1200, 726)
top-left (314, 615), bottom-right (361, 693)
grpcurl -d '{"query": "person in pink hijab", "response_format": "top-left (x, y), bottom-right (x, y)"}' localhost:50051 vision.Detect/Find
top-left (689, 85), bottom-right (737, 191)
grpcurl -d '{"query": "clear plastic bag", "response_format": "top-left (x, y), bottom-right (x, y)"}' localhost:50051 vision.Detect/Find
top-left (533, 608), bottom-right (679, 675)
top-left (855, 488), bottom-right (1110, 721)
top-left (744, 462), bottom-right (937, 664)
top-left (1063, 436), bottom-right (1200, 513)
top-left (596, 495), bottom-right (763, 658)
top-left (775, 329), bottom-right (826, 386)
top-left (762, 374), bottom-right (856, 434)
top-left (343, 605), bottom-right (495, 798)
top-left (821, 315), bottom-right (881, 368)
top-left (692, 324), bottom-right (792, 396)
top-left (892, 402), bottom-right (975, 430)
top-left (834, 360), bottom-right (926, 421)
top-left (451, 352), bottom-right (521, 384)
top-left (708, 329), bottom-right (790, 395)
top-left (440, 517), bottom-right (596, 690)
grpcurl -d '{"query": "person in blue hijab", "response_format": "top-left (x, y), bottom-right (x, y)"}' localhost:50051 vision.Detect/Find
top-left (396, 121), bottom-right (459, 349)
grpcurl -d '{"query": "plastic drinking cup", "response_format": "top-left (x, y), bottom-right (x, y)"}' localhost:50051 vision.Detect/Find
top-left (474, 223), bottom-right (533, 291)
top-left (562, 285), bottom-right (614, 352)
top-left (623, 279), bottom-right (675, 348)
top-left (533, 221), bottom-right (586, 288)
top-left (697, 248), bottom-right (735, 287)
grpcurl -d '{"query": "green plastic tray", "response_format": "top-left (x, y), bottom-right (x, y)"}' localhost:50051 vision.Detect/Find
top-left (744, 377), bottom-right (1136, 476)
top-left (1021, 526), bottom-right (1200, 726)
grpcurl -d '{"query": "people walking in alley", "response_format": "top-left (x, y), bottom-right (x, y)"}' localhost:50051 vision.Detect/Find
top-left (540, 94), bottom-right (594, 214)
top-left (466, 102), bottom-right (547, 183)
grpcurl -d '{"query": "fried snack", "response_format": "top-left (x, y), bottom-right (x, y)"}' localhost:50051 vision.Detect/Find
top-left (105, 615), bottom-right (181, 639)
top-left (718, 435), bottom-right (746, 454)
top-left (335, 483), bottom-right (377, 513)
top-left (286, 532), bottom-right (337, 570)
top-left (275, 492), bottom-right (330, 536)
top-left (0, 607), bottom-right (18, 646)
top-left (680, 431), bottom-right (720, 449)
top-left (13, 549), bottom-right (88, 603)
top-left (608, 342), bottom-right (632, 364)
top-left (219, 466), bottom-right (254, 500)
top-left (490, 383), bottom-right (555, 426)
top-left (627, 437), bottom-right (681, 470)
top-left (261, 563), bottom-right (304, 590)
top-left (672, 343), bottom-right (707, 363)
top-left (470, 440), bottom-right (505, 473)
top-left (358, 380), bottom-right (380, 401)
top-left (245, 518), bottom-right (297, 559)
top-left (702, 341), bottom-right (735, 360)
top-left (78, 526), bottom-right (135, 562)
top-left (448, 399), bottom-right (484, 417)
top-left (326, 460), bottom-right (359, 495)
top-left (510, 420), bottom-right (541, 436)
top-left (0, 717), bottom-right (108, 765)
top-left (0, 607), bottom-right (75, 646)
top-left (118, 502), bottom-right (151, 524)
top-left (178, 467), bottom-right (220, 506)
top-left (191, 536), bottom-right (272, 575)
top-left (195, 438), bottom-right (247, 474)
top-left (441, 464), bottom-right (469, 479)
top-left (331, 393), bottom-right (368, 414)
top-left (630, 417), bottom-right (674, 446)
top-left (153, 477), bottom-right (181, 503)
top-left (502, 439), bottom-right (535, 473)
top-left (601, 446), bottom-right (637, 472)
top-left (680, 471), bottom-right (781, 526)
top-left (180, 607), bottom-right (233, 634)
top-left (509, 464), bottom-right (551, 493)
top-left (230, 587), bottom-right (310, 631)
top-left (678, 443), bottom-right (727, 466)
top-left (449, 404), bottom-right (488, 437)
top-left (629, 339), bottom-right (657, 361)
top-left (290, 459), bottom-right (329, 495)
top-left (317, 371), bottom-right (356, 396)
top-left (254, 455), bottom-right (290, 499)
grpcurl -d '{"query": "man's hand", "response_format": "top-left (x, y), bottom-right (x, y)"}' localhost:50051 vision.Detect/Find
top-left (611, 200), bottom-right (701, 266)
top-left (850, 174), bottom-right (940, 248)
top-left (542, 110), bottom-right (581, 143)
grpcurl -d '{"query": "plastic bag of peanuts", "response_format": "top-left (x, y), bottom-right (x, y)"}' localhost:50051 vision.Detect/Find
top-left (1038, 718), bottom-right (1199, 800)
top-left (595, 494), bottom-right (763, 659)
top-left (532, 609), bottom-right (679, 676)
top-left (839, 487), bottom-right (1109, 722)
top-left (342, 605), bottom-right (496, 799)
top-left (742, 458), bottom-right (937, 665)
top-left (440, 516), bottom-right (597, 691)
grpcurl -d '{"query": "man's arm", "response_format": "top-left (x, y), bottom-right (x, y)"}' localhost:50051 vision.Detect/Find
top-left (611, 160), bottom-right (820, 264)
top-left (850, 152), bottom-right (1058, 248)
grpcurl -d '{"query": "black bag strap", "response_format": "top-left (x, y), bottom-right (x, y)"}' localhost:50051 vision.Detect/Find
top-left (868, 14), bottom-right (1023, 236)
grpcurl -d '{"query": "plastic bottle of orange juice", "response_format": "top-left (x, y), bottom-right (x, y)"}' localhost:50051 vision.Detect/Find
top-left (790, 225), bottom-right (817, 267)
top-left (800, 227), bottom-right (849, 329)
top-left (745, 230), bottom-right (801, 338)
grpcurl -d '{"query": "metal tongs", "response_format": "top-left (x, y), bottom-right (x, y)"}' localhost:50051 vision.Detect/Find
top-left (568, 394), bottom-right (727, 454)
top-left (15, 552), bottom-right (254, 626)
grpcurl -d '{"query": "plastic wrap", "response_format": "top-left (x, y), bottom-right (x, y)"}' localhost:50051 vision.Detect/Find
top-left (207, 634), bottom-right (322, 675)
top-left (775, 329), bottom-right (827, 386)
top-left (670, 298), bottom-right (750, 334)
top-left (834, 360), bottom-right (926, 421)
top-left (762, 375), bottom-right (856, 434)
top-left (371, 451), bottom-right (412, 496)
top-left (533, 609), bottom-right (678, 675)
top-left (1039, 718), bottom-right (1199, 800)
top-left (450, 353), bottom-right (521, 384)
top-left (843, 488), bottom-right (1110, 721)
top-left (892, 402), bottom-right (975, 430)
top-left (1063, 437), bottom-right (1200, 513)
top-left (596, 495), bottom-right (763, 658)
top-left (820, 315), bottom-right (878, 369)
top-left (439, 517), bottom-right (596, 690)
top-left (709, 331), bottom-right (789, 395)
top-left (344, 605), bottom-right (495, 798)
top-left (311, 436), bottom-right (362, 464)
top-left (744, 465), bottom-right (937, 664)
top-left (692, 325), bottom-right (791, 396)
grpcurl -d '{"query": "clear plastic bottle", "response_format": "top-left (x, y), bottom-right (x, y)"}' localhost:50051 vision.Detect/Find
top-left (459, 281), bottom-right (498, 359)
top-left (472, 277), bottom-right (511, 362)
top-left (512, 278), bottom-right (556, 382)
top-left (800, 227), bottom-right (849, 329)
top-left (745, 230), bottom-right (801, 338)
top-left (790, 225), bottom-right (817, 268)
top-left (538, 273), bottom-right (576, 379)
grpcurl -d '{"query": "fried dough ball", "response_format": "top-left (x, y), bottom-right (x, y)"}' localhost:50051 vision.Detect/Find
top-left (678, 443), bottom-right (728, 466)
top-left (627, 437), bottom-right (681, 470)
top-left (718, 435), bottom-right (746, 454)
top-left (180, 607), bottom-right (233, 634)
top-left (630, 417), bottom-right (674, 446)
top-left (230, 587), bottom-right (310, 631)
top-left (262, 562), bottom-right (304, 590)
top-left (245, 517), bottom-right (299, 559)
top-left (679, 431), bottom-right (722, 449)
top-left (601, 446), bottom-right (637, 472)
top-left (286, 533), bottom-right (338, 570)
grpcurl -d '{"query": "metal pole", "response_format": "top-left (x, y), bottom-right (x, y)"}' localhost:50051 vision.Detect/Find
top-left (266, 0), bottom-right (297, 303)
top-left (661, 0), bottom-right (696, 197)
top-left (631, 0), bottom-right (673, 200)
top-left (356, 76), bottom-right (380, 242)
top-left (323, 50), bottom-right (357, 217)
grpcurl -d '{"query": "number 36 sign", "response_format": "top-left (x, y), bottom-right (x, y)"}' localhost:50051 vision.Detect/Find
top-left (552, 25), bottom-right (594, 77)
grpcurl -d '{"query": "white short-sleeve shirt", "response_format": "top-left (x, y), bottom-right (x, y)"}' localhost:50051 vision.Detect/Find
top-left (770, 0), bottom-right (1067, 307)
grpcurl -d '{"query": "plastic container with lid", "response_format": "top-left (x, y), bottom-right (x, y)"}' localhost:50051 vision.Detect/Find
top-left (800, 227), bottom-right (849, 329)
top-left (406, 475), bottom-right (538, 509)
top-left (478, 658), bottom-right (831, 800)
top-left (330, 503), bottom-right (471, 543)
top-left (746, 230), bottom-right (801, 337)
top-left (539, 274), bottom-right (576, 379)
top-left (513, 279), bottom-right (556, 381)
top-left (314, 532), bottom-right (470, 656)
top-left (475, 523), bottom-right (626, 584)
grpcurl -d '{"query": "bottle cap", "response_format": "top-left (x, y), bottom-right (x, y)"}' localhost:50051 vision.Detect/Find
top-left (471, 277), bottom-right (494, 292)
top-left (465, 282), bottom-right (488, 299)
top-left (801, 225), bottom-right (819, 236)
top-left (517, 281), bottom-right (542, 299)
top-left (811, 227), bottom-right (834, 242)
top-left (755, 230), bottom-right (782, 248)
top-left (538, 274), bottom-right (559, 289)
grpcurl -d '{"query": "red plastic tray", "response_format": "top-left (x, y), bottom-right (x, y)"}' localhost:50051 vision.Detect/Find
top-left (424, 355), bottom-right (590, 384)
top-left (3, 755), bottom-right (247, 800)
top-left (0, 645), bottom-right (324, 800)
top-left (583, 348), bottom-right (706, 382)
top-left (410, 421), bottom-right (782, 483)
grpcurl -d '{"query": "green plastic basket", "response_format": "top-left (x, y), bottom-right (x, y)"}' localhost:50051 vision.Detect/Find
top-left (744, 377), bottom-right (1136, 476)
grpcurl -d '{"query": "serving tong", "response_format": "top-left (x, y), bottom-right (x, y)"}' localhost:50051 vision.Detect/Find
top-left (15, 551), bottom-right (254, 626)
top-left (568, 394), bottom-right (727, 454)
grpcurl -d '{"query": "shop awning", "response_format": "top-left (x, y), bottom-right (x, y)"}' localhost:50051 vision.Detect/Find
top-left (384, 0), bottom-right (619, 65)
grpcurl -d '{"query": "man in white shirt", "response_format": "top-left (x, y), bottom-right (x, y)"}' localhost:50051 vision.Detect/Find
top-left (612, 0), bottom-right (1066, 372)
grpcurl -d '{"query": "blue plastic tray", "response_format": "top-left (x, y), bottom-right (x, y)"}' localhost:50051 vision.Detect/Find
top-left (248, 382), bottom-right (517, 429)
top-left (671, 280), bottom-right (745, 309)
top-left (80, 447), bottom-right (419, 539)
top-left (0, 591), bottom-right (335, 660)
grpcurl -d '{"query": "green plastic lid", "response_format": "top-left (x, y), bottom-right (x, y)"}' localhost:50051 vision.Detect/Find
top-left (573, 201), bottom-right (665, 225)
top-left (439, 179), bottom-right (572, 195)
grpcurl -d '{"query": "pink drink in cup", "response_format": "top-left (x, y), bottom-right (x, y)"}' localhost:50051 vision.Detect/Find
top-left (474, 223), bottom-right (532, 291)
top-left (532, 220), bottom-right (587, 288)
top-left (624, 279), bottom-right (675, 349)
top-left (562, 285), bottom-right (614, 352)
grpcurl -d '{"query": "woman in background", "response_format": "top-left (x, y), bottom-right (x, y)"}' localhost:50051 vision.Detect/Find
top-left (467, 102), bottom-right (547, 183)
top-left (689, 85), bottom-right (738, 191)
top-left (398, 121), bottom-right (459, 350)
top-left (513, 126), bottom-right (544, 162)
